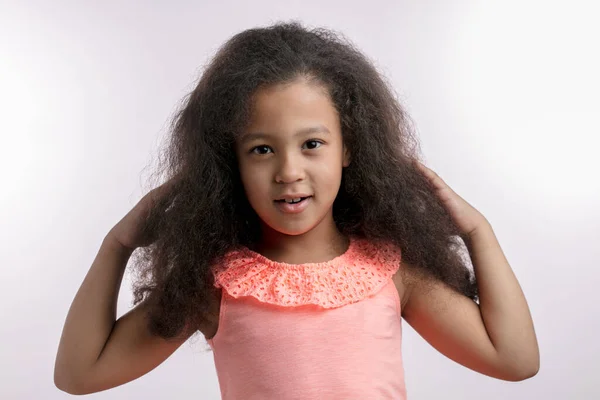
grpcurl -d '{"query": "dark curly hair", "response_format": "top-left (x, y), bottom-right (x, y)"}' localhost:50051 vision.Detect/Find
top-left (129, 21), bottom-right (478, 346)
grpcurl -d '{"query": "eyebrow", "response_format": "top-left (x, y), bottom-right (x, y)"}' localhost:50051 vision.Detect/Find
top-left (239, 125), bottom-right (330, 145)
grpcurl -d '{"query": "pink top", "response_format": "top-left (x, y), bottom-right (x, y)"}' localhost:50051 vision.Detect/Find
top-left (206, 236), bottom-right (407, 399)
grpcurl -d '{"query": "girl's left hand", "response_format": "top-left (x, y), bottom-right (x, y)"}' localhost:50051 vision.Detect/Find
top-left (413, 160), bottom-right (489, 237)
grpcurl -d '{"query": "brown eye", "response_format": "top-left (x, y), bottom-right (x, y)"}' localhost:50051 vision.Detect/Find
top-left (250, 145), bottom-right (272, 155)
top-left (303, 140), bottom-right (323, 150)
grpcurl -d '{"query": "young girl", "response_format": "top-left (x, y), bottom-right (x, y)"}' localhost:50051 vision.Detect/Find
top-left (54, 21), bottom-right (539, 398)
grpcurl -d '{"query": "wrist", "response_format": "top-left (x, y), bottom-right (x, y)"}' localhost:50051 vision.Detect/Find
top-left (104, 233), bottom-right (135, 257)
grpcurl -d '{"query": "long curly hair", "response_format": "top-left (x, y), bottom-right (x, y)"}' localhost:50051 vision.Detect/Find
top-left (129, 21), bottom-right (478, 345)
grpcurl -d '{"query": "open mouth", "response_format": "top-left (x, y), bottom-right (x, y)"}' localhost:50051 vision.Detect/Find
top-left (274, 196), bottom-right (311, 204)
top-left (273, 196), bottom-right (313, 213)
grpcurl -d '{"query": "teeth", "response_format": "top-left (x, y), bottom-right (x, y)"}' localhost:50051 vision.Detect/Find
top-left (285, 198), bottom-right (302, 204)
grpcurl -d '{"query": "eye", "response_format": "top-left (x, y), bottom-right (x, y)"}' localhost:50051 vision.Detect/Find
top-left (303, 139), bottom-right (323, 150)
top-left (250, 145), bottom-right (272, 155)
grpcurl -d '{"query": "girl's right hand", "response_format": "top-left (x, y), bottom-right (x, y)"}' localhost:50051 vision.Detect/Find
top-left (108, 177), bottom-right (179, 251)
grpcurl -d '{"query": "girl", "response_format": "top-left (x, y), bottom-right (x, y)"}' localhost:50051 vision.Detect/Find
top-left (54, 21), bottom-right (539, 398)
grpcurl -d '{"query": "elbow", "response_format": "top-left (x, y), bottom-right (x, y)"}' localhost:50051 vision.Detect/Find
top-left (55, 377), bottom-right (77, 395)
top-left (54, 366), bottom-right (88, 395)
top-left (501, 356), bottom-right (540, 382)
top-left (506, 364), bottom-right (539, 382)
top-left (493, 342), bottom-right (540, 382)
top-left (54, 360), bottom-right (74, 394)
top-left (55, 379), bottom-right (91, 396)
top-left (54, 373), bottom-right (80, 395)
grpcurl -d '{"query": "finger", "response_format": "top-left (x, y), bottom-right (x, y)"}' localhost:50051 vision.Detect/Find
top-left (414, 160), bottom-right (436, 179)
top-left (415, 161), bottom-right (449, 191)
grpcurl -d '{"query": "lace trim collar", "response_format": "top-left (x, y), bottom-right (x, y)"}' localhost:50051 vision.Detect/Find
top-left (211, 236), bottom-right (402, 308)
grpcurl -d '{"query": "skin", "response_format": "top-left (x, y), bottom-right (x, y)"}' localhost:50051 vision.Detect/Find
top-left (235, 78), bottom-right (351, 264)
top-left (54, 77), bottom-right (538, 395)
top-left (236, 78), bottom-right (539, 381)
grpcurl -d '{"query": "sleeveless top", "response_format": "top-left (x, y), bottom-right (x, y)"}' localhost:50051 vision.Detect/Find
top-left (206, 236), bottom-right (407, 399)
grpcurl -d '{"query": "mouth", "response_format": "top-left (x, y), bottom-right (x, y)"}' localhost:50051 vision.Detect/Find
top-left (273, 196), bottom-right (312, 214)
top-left (274, 196), bottom-right (312, 204)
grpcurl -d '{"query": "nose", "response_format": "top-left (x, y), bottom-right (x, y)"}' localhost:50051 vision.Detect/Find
top-left (275, 151), bottom-right (305, 183)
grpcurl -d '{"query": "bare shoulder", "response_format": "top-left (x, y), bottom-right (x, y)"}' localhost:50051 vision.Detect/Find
top-left (201, 288), bottom-right (222, 340)
top-left (392, 261), bottom-right (421, 311)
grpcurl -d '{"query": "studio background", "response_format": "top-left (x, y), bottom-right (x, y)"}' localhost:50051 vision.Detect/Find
top-left (1, 1), bottom-right (598, 398)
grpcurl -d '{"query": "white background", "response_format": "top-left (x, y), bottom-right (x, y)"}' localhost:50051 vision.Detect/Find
top-left (1, 0), bottom-right (598, 398)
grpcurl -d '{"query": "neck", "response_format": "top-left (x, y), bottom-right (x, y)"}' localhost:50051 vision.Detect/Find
top-left (255, 220), bottom-right (349, 265)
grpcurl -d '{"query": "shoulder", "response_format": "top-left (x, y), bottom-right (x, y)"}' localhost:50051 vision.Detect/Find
top-left (392, 260), bottom-right (430, 312)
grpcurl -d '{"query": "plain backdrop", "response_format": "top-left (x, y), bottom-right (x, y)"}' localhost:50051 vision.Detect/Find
top-left (1, 0), bottom-right (599, 399)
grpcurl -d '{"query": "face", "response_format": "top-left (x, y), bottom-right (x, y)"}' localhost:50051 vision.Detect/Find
top-left (235, 79), bottom-right (350, 237)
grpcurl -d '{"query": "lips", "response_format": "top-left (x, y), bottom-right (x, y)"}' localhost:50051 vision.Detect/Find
top-left (274, 196), bottom-right (311, 204)
top-left (274, 196), bottom-right (312, 214)
top-left (274, 194), bottom-right (312, 202)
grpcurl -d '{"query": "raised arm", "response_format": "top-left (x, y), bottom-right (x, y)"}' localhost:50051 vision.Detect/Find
top-left (401, 161), bottom-right (539, 381)
top-left (401, 222), bottom-right (539, 381)
top-left (54, 178), bottom-right (196, 394)
top-left (54, 234), bottom-right (194, 395)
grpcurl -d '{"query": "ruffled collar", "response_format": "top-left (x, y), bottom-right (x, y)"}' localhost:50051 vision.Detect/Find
top-left (211, 236), bottom-right (401, 309)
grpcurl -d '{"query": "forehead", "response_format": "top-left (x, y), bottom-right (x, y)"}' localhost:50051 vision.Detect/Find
top-left (242, 80), bottom-right (340, 136)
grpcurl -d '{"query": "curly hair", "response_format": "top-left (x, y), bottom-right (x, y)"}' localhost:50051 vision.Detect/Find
top-left (129, 21), bottom-right (478, 345)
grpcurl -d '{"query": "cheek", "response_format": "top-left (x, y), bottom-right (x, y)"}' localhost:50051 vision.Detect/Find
top-left (239, 161), bottom-right (270, 200)
top-left (316, 155), bottom-right (343, 181)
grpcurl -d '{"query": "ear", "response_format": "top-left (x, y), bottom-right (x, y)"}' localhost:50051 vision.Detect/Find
top-left (342, 144), bottom-right (351, 167)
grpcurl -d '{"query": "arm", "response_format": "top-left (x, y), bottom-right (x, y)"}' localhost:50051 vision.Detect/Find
top-left (54, 234), bottom-right (194, 395)
top-left (401, 221), bottom-right (540, 381)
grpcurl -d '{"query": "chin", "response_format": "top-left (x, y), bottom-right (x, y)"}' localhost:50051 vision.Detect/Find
top-left (258, 214), bottom-right (321, 237)
top-left (266, 222), bottom-right (315, 236)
